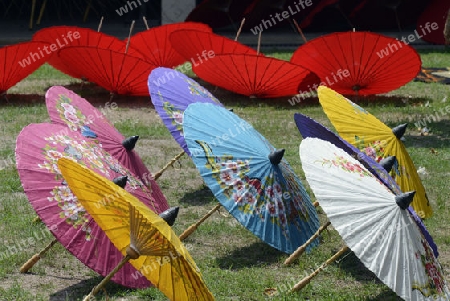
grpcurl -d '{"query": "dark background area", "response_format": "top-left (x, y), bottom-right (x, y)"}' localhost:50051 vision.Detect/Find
top-left (0, 0), bottom-right (434, 32)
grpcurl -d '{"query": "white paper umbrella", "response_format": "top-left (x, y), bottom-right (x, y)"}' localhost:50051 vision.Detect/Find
top-left (298, 137), bottom-right (450, 301)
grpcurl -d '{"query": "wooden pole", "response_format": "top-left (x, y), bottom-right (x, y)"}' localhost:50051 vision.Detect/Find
top-left (284, 221), bottom-right (330, 265)
top-left (97, 16), bottom-right (104, 32)
top-left (291, 246), bottom-right (349, 292)
top-left (153, 151), bottom-right (185, 181)
top-left (20, 238), bottom-right (58, 273)
top-left (143, 16), bottom-right (150, 30)
top-left (125, 20), bottom-right (135, 54)
top-left (292, 19), bottom-right (307, 44)
top-left (256, 31), bottom-right (262, 55)
top-left (179, 204), bottom-right (221, 241)
top-left (83, 255), bottom-right (131, 300)
top-left (234, 18), bottom-right (246, 41)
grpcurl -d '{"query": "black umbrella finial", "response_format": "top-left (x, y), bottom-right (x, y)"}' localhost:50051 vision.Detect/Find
top-left (379, 156), bottom-right (396, 173)
top-left (395, 191), bottom-right (416, 210)
top-left (159, 207), bottom-right (180, 226)
top-left (268, 149), bottom-right (285, 165)
top-left (113, 176), bottom-right (128, 188)
top-left (392, 123), bottom-right (408, 140)
top-left (122, 135), bottom-right (139, 151)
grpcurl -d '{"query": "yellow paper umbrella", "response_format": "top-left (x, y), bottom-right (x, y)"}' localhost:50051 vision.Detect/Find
top-left (57, 157), bottom-right (214, 301)
top-left (317, 86), bottom-right (432, 218)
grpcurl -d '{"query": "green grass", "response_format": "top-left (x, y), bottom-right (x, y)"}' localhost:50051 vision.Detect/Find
top-left (0, 49), bottom-right (450, 300)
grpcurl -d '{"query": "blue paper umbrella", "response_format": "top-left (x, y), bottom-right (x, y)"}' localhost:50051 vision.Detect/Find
top-left (148, 67), bottom-right (223, 156)
top-left (294, 113), bottom-right (438, 258)
top-left (183, 103), bottom-right (320, 254)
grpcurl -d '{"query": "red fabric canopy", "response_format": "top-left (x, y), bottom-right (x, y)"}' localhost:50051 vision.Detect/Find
top-left (57, 46), bottom-right (157, 96)
top-left (0, 41), bottom-right (48, 94)
top-left (169, 29), bottom-right (257, 63)
top-left (290, 31), bottom-right (421, 95)
top-left (193, 53), bottom-right (315, 98)
top-left (128, 22), bottom-right (212, 68)
top-left (416, 0), bottom-right (450, 45)
top-left (33, 26), bottom-right (143, 79)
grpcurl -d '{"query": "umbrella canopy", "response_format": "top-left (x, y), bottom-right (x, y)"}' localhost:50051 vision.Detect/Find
top-left (290, 31), bottom-right (421, 95)
top-left (15, 123), bottom-right (159, 288)
top-left (32, 26), bottom-right (143, 79)
top-left (57, 157), bottom-right (215, 300)
top-left (183, 103), bottom-right (320, 254)
top-left (416, 0), bottom-right (450, 45)
top-left (169, 29), bottom-right (257, 64)
top-left (129, 22), bottom-right (212, 68)
top-left (45, 86), bottom-right (169, 214)
top-left (316, 86), bottom-right (432, 218)
top-left (415, 67), bottom-right (450, 84)
top-left (148, 67), bottom-right (223, 155)
top-left (299, 137), bottom-right (450, 300)
top-left (192, 53), bottom-right (317, 98)
top-left (294, 113), bottom-right (438, 257)
top-left (56, 46), bottom-right (157, 96)
top-left (0, 41), bottom-right (49, 94)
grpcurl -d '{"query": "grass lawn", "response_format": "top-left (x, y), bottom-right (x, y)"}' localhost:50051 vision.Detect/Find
top-left (0, 49), bottom-right (449, 300)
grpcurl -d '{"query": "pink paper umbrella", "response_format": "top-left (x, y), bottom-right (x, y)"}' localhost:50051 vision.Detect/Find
top-left (15, 123), bottom-right (170, 288)
top-left (45, 86), bottom-right (169, 214)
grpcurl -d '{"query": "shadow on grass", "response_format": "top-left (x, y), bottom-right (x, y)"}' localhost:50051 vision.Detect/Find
top-left (178, 185), bottom-right (215, 207)
top-left (215, 241), bottom-right (286, 270)
top-left (0, 93), bottom-right (44, 106)
top-left (364, 291), bottom-right (403, 301)
top-left (192, 78), bottom-right (433, 109)
top-left (49, 276), bottom-right (132, 301)
top-left (406, 120), bottom-right (450, 149)
top-left (336, 251), bottom-right (401, 300)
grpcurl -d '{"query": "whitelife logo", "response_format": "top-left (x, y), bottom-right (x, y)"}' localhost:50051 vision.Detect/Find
top-left (152, 50), bottom-right (215, 87)
top-left (116, 0), bottom-right (149, 16)
top-left (288, 68), bottom-right (350, 106)
top-left (376, 22), bottom-right (439, 59)
top-left (18, 31), bottom-right (81, 68)
top-left (250, 0), bottom-right (313, 35)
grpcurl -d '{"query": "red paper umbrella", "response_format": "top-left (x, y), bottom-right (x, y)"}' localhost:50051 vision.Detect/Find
top-left (128, 22), bottom-right (212, 68)
top-left (32, 26), bottom-right (143, 79)
top-left (416, 0), bottom-right (450, 45)
top-left (57, 46), bottom-right (157, 96)
top-left (16, 123), bottom-right (157, 288)
top-left (193, 53), bottom-right (315, 98)
top-left (169, 29), bottom-right (257, 63)
top-left (0, 41), bottom-right (49, 94)
top-left (290, 31), bottom-right (421, 96)
top-left (46, 86), bottom-right (169, 214)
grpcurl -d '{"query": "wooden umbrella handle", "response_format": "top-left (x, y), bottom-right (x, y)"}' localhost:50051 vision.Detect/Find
top-left (284, 220), bottom-right (331, 265)
top-left (154, 151), bottom-right (185, 181)
top-left (20, 238), bottom-right (58, 273)
top-left (291, 246), bottom-right (349, 292)
top-left (179, 204), bottom-right (221, 241)
top-left (83, 255), bottom-right (131, 301)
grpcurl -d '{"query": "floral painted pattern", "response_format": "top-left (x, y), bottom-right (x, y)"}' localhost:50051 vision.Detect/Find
top-left (161, 96), bottom-right (184, 135)
top-left (412, 239), bottom-right (448, 297)
top-left (55, 94), bottom-right (95, 133)
top-left (38, 133), bottom-right (152, 240)
top-left (185, 78), bottom-right (220, 103)
top-left (320, 153), bottom-right (373, 178)
top-left (355, 136), bottom-right (387, 163)
top-left (354, 136), bottom-right (406, 179)
top-left (196, 140), bottom-right (310, 239)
